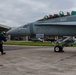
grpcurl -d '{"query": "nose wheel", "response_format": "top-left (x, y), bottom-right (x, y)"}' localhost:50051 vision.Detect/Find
top-left (54, 46), bottom-right (64, 52)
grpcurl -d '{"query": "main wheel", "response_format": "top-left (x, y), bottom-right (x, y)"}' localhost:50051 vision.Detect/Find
top-left (54, 46), bottom-right (63, 52)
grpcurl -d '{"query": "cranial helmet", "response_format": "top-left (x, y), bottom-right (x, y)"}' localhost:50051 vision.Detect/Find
top-left (2, 31), bottom-right (6, 34)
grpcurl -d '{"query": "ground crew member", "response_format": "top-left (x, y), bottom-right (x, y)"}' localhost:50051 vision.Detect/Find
top-left (0, 32), bottom-right (7, 55)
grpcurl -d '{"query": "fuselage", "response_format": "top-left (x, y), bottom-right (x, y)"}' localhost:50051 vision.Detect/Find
top-left (7, 15), bottom-right (76, 36)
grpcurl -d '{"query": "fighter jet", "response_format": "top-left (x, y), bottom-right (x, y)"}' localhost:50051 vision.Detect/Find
top-left (7, 11), bottom-right (76, 52)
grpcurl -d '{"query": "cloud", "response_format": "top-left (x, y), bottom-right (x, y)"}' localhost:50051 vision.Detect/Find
top-left (0, 0), bottom-right (76, 27)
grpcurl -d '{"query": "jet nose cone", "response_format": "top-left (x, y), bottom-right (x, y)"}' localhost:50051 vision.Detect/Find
top-left (6, 28), bottom-right (17, 35)
top-left (6, 30), bottom-right (11, 35)
top-left (6, 30), bottom-right (13, 35)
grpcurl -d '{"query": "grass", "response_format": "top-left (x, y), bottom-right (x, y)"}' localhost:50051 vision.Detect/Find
top-left (3, 41), bottom-right (76, 47)
top-left (4, 41), bottom-right (55, 46)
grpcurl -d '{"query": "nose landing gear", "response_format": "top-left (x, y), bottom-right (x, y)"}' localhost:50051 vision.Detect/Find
top-left (54, 45), bottom-right (64, 52)
top-left (53, 36), bottom-right (75, 52)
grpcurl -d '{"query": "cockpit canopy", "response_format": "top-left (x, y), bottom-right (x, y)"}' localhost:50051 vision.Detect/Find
top-left (18, 24), bottom-right (29, 28)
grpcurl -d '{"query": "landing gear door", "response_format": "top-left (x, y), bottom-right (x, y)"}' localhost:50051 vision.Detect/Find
top-left (36, 34), bottom-right (44, 38)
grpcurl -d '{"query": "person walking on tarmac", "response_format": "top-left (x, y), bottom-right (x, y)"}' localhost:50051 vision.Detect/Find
top-left (0, 32), bottom-right (7, 55)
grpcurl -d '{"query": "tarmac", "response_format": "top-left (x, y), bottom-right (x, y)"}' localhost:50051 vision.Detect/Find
top-left (0, 45), bottom-right (76, 75)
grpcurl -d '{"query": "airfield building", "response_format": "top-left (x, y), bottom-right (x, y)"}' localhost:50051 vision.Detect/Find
top-left (0, 24), bottom-right (10, 33)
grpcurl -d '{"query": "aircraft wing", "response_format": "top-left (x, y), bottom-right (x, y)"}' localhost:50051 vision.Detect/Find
top-left (35, 22), bottom-right (76, 26)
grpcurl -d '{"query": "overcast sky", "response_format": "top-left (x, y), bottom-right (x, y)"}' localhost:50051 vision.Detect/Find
top-left (0, 0), bottom-right (76, 27)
